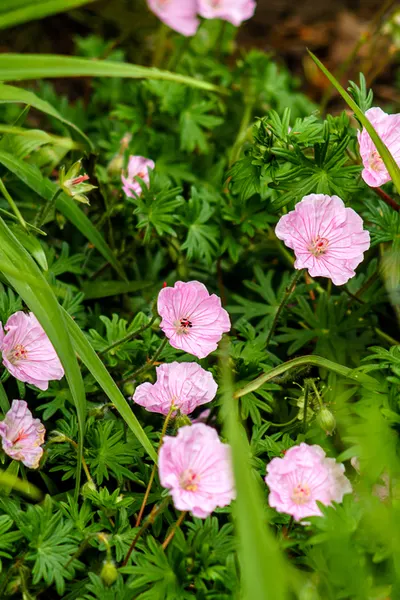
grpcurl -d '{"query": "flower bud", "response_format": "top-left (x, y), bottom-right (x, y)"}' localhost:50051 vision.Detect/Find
top-left (175, 414), bottom-right (192, 429)
top-left (100, 559), bottom-right (118, 587)
top-left (81, 479), bottom-right (97, 496)
top-left (316, 406), bottom-right (336, 435)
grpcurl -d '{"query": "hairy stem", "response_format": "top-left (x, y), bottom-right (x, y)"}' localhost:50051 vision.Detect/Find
top-left (122, 498), bottom-right (170, 566)
top-left (99, 316), bottom-right (156, 355)
top-left (121, 337), bottom-right (168, 383)
top-left (162, 511), bottom-right (187, 550)
top-left (266, 269), bottom-right (302, 347)
top-left (234, 355), bottom-right (380, 399)
top-left (135, 404), bottom-right (175, 528)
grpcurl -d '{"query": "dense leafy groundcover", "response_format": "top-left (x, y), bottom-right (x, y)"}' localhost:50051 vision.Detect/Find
top-left (0, 1), bottom-right (399, 599)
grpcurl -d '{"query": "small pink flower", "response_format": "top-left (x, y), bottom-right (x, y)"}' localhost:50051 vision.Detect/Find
top-left (132, 361), bottom-right (217, 415)
top-left (121, 155), bottom-right (155, 198)
top-left (197, 0), bottom-right (256, 26)
top-left (147, 0), bottom-right (199, 36)
top-left (275, 194), bottom-right (370, 286)
top-left (358, 107), bottom-right (400, 187)
top-left (0, 312), bottom-right (64, 391)
top-left (265, 443), bottom-right (352, 521)
top-left (159, 423), bottom-right (235, 517)
top-left (157, 281), bottom-right (231, 359)
top-left (0, 400), bottom-right (45, 468)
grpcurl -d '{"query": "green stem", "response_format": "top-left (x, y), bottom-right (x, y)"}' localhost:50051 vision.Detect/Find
top-left (229, 101), bottom-right (255, 166)
top-left (0, 377), bottom-right (10, 413)
top-left (268, 415), bottom-right (299, 428)
top-left (0, 208), bottom-right (46, 235)
top-left (63, 436), bottom-right (93, 484)
top-left (0, 177), bottom-right (27, 231)
top-left (310, 379), bottom-right (323, 409)
top-left (34, 187), bottom-right (63, 228)
top-left (303, 381), bottom-right (309, 433)
top-left (122, 337), bottom-right (168, 383)
top-left (99, 316), bottom-right (156, 356)
top-left (167, 36), bottom-right (191, 71)
top-left (234, 355), bottom-right (380, 399)
top-left (135, 403), bottom-right (175, 528)
top-left (162, 510), bottom-right (187, 550)
top-left (374, 327), bottom-right (400, 346)
top-left (266, 270), bottom-right (302, 348)
top-left (122, 497), bottom-right (169, 566)
top-left (152, 23), bottom-right (169, 68)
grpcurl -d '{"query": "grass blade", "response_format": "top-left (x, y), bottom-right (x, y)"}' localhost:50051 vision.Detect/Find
top-left (0, 83), bottom-right (93, 150)
top-left (307, 50), bottom-right (400, 194)
top-left (220, 340), bottom-right (289, 600)
top-left (0, 149), bottom-right (126, 279)
top-left (0, 54), bottom-right (226, 94)
top-left (82, 280), bottom-right (152, 300)
top-left (63, 308), bottom-right (157, 462)
top-left (0, 217), bottom-right (86, 496)
top-left (0, 0), bottom-right (96, 29)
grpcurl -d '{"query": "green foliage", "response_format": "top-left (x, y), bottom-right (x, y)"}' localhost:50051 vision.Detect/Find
top-left (0, 5), bottom-right (398, 600)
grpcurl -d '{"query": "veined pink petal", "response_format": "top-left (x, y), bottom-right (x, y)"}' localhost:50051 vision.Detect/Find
top-left (275, 194), bottom-right (370, 285)
top-left (147, 0), bottom-right (199, 36)
top-left (265, 442), bottom-right (352, 522)
top-left (197, 0), bottom-right (256, 26)
top-left (0, 400), bottom-right (45, 468)
top-left (0, 311), bottom-right (64, 390)
top-left (132, 361), bottom-right (217, 415)
top-left (159, 423), bottom-right (235, 518)
top-left (121, 155), bottom-right (154, 198)
top-left (157, 281), bottom-right (231, 359)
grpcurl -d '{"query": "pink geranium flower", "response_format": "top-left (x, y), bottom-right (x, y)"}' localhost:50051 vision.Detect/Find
top-left (265, 443), bottom-right (352, 521)
top-left (0, 312), bottom-right (64, 391)
top-left (121, 155), bottom-right (155, 198)
top-left (275, 194), bottom-right (370, 286)
top-left (0, 400), bottom-right (45, 468)
top-left (358, 107), bottom-right (400, 187)
top-left (197, 0), bottom-right (256, 26)
top-left (147, 0), bottom-right (199, 36)
top-left (157, 281), bottom-right (231, 359)
top-left (159, 423), bottom-right (235, 517)
top-left (132, 361), bottom-right (217, 415)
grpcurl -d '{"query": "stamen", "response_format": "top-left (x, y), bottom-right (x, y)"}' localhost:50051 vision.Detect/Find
top-left (174, 318), bottom-right (193, 335)
top-left (180, 469), bottom-right (200, 492)
top-left (9, 344), bottom-right (28, 364)
top-left (309, 236), bottom-right (329, 256)
top-left (291, 482), bottom-right (311, 505)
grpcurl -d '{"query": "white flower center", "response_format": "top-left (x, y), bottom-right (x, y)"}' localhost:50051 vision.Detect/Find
top-left (309, 236), bottom-right (329, 256)
top-left (8, 344), bottom-right (28, 364)
top-left (180, 469), bottom-right (200, 492)
top-left (291, 482), bottom-right (311, 505)
top-left (174, 318), bottom-right (193, 335)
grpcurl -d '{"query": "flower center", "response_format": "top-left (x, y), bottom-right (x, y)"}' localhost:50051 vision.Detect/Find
top-left (369, 150), bottom-right (384, 172)
top-left (180, 469), bottom-right (200, 492)
top-left (174, 318), bottom-right (193, 335)
top-left (8, 344), bottom-right (28, 364)
top-left (309, 236), bottom-right (329, 256)
top-left (291, 482), bottom-right (311, 505)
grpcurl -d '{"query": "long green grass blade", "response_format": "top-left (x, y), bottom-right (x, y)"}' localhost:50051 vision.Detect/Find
top-left (0, 83), bottom-right (92, 149)
top-left (63, 308), bottom-right (157, 462)
top-left (220, 340), bottom-right (289, 600)
top-left (82, 280), bottom-right (152, 300)
top-left (0, 468), bottom-right (42, 500)
top-left (0, 149), bottom-right (126, 279)
top-left (308, 50), bottom-right (400, 194)
top-left (0, 218), bottom-right (86, 496)
top-left (0, 55), bottom-right (225, 94)
top-left (0, 0), bottom-right (96, 30)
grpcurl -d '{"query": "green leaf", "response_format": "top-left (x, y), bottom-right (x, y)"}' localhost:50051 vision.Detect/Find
top-left (63, 307), bottom-right (157, 462)
top-left (0, 55), bottom-right (225, 95)
top-left (9, 225), bottom-right (48, 271)
top-left (0, 149), bottom-right (126, 279)
top-left (0, 218), bottom-right (86, 496)
top-left (219, 341), bottom-right (290, 600)
top-left (307, 50), bottom-right (400, 194)
top-left (0, 0), bottom-right (96, 29)
top-left (82, 280), bottom-right (152, 300)
top-left (0, 83), bottom-right (92, 149)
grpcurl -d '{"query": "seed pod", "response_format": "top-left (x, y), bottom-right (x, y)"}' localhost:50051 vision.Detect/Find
top-left (316, 406), bottom-right (336, 435)
top-left (100, 559), bottom-right (118, 587)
